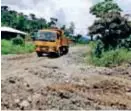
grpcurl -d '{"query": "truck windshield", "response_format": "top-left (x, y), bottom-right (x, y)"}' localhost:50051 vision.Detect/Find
top-left (36, 31), bottom-right (57, 41)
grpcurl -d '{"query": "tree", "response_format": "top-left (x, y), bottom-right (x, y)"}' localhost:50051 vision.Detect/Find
top-left (90, 0), bottom-right (122, 17)
top-left (1, 6), bottom-right (49, 34)
top-left (37, 18), bottom-right (47, 29)
top-left (48, 17), bottom-right (58, 27)
top-left (60, 25), bottom-right (70, 37)
top-left (16, 13), bottom-right (27, 31)
top-left (8, 10), bottom-right (18, 28)
top-left (88, 0), bottom-right (131, 57)
top-left (89, 11), bottom-right (131, 50)
top-left (1, 7), bottom-right (13, 26)
top-left (1, 6), bottom-right (9, 11)
top-left (61, 25), bottom-right (66, 31)
top-left (30, 13), bottom-right (36, 20)
top-left (75, 34), bottom-right (82, 42)
top-left (50, 17), bottom-right (58, 22)
top-left (68, 22), bottom-right (75, 35)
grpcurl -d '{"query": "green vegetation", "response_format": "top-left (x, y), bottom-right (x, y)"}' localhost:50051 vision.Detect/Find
top-left (90, 0), bottom-right (121, 17)
top-left (86, 47), bottom-right (131, 67)
top-left (89, 0), bottom-right (131, 51)
top-left (1, 40), bottom-right (35, 54)
top-left (87, 0), bottom-right (131, 67)
top-left (12, 36), bottom-right (25, 45)
top-left (89, 12), bottom-right (131, 52)
top-left (1, 6), bottom-right (48, 33)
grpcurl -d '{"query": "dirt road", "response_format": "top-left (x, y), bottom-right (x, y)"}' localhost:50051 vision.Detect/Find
top-left (1, 45), bottom-right (131, 110)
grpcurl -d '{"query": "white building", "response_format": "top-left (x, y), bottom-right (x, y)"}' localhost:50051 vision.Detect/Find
top-left (1, 26), bottom-right (27, 39)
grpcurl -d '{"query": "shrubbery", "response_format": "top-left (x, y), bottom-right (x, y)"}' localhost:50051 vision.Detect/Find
top-left (87, 48), bottom-right (131, 67)
top-left (119, 35), bottom-right (131, 50)
top-left (1, 40), bottom-right (35, 54)
top-left (11, 36), bottom-right (25, 45)
top-left (86, 40), bottom-right (131, 67)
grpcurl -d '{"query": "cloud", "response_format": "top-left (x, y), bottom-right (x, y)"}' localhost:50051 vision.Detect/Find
top-left (116, 0), bottom-right (131, 14)
top-left (2, 0), bottom-right (95, 35)
top-left (55, 8), bottom-right (67, 26)
top-left (1, 0), bottom-right (131, 35)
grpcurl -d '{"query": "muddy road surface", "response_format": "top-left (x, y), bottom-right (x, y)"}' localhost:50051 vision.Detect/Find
top-left (1, 45), bottom-right (131, 110)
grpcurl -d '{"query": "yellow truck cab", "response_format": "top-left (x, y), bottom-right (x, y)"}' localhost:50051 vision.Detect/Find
top-left (34, 28), bottom-right (69, 57)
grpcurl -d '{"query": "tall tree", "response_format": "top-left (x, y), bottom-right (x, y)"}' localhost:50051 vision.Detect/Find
top-left (88, 0), bottom-right (131, 53)
top-left (89, 11), bottom-right (131, 50)
top-left (75, 34), bottom-right (82, 42)
top-left (37, 18), bottom-right (47, 29)
top-left (90, 0), bottom-right (122, 17)
top-left (60, 25), bottom-right (70, 37)
top-left (68, 22), bottom-right (75, 35)
top-left (48, 17), bottom-right (58, 27)
top-left (61, 25), bottom-right (66, 31)
top-left (16, 13), bottom-right (27, 31)
top-left (29, 13), bottom-right (36, 20)
top-left (1, 6), bottom-right (9, 11)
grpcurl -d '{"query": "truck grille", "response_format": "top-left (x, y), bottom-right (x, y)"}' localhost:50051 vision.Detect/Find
top-left (39, 46), bottom-right (48, 49)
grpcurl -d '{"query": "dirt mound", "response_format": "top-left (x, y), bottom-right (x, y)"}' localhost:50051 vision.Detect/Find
top-left (2, 76), bottom-right (131, 110)
top-left (99, 64), bottom-right (131, 79)
top-left (46, 80), bottom-right (131, 110)
top-left (1, 76), bottom-right (92, 110)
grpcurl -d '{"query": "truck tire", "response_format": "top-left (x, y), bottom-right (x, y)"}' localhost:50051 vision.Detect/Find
top-left (63, 47), bottom-right (69, 54)
top-left (65, 48), bottom-right (69, 54)
top-left (57, 49), bottom-right (61, 57)
top-left (37, 52), bottom-right (43, 57)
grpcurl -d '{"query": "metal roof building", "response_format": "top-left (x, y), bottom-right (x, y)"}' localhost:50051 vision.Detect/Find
top-left (1, 26), bottom-right (27, 39)
top-left (1, 26), bottom-right (27, 35)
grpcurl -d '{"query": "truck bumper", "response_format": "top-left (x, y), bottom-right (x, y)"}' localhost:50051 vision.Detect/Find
top-left (36, 47), bottom-right (57, 54)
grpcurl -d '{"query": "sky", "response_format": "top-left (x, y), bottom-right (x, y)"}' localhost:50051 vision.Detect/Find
top-left (1, 0), bottom-right (131, 35)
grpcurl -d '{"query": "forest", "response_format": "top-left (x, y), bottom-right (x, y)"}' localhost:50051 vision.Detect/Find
top-left (1, 5), bottom-right (79, 39)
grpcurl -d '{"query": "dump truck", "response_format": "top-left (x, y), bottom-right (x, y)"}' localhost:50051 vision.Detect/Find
top-left (34, 28), bottom-right (70, 57)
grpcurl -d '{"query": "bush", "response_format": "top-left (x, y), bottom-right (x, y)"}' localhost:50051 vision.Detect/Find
top-left (93, 35), bottom-right (131, 58)
top-left (86, 48), bottom-right (131, 67)
top-left (1, 39), bottom-right (12, 54)
top-left (119, 35), bottom-right (131, 50)
top-left (1, 40), bottom-right (35, 54)
top-left (12, 36), bottom-right (24, 45)
top-left (25, 35), bottom-right (32, 41)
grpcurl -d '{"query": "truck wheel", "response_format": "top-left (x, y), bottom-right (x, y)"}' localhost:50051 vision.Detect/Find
top-left (37, 52), bottom-right (43, 57)
top-left (56, 49), bottom-right (61, 57)
top-left (65, 48), bottom-right (69, 54)
top-left (63, 47), bottom-right (69, 54)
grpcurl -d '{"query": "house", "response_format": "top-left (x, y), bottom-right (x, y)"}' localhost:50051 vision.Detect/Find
top-left (1, 26), bottom-right (27, 39)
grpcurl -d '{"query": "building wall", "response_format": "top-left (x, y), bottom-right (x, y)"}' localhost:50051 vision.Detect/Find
top-left (1, 31), bottom-right (25, 40)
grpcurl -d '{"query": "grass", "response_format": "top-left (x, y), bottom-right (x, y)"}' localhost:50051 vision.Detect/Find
top-left (92, 49), bottom-right (131, 67)
top-left (85, 42), bottom-right (131, 67)
top-left (1, 40), bottom-right (35, 54)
